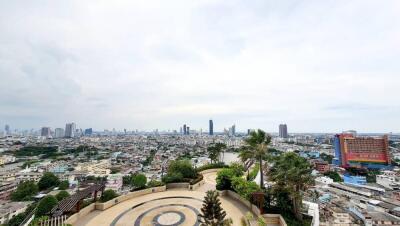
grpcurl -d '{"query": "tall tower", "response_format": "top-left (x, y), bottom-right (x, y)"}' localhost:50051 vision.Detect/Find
top-left (4, 125), bottom-right (10, 135)
top-left (209, 119), bottom-right (214, 135)
top-left (183, 124), bottom-right (187, 135)
top-left (65, 123), bottom-right (76, 138)
top-left (279, 124), bottom-right (288, 138)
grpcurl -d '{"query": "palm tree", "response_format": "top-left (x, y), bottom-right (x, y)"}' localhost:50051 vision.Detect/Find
top-left (239, 129), bottom-right (271, 188)
top-left (207, 143), bottom-right (227, 163)
top-left (268, 152), bottom-right (314, 221)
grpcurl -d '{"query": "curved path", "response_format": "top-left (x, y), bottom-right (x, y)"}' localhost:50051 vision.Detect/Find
top-left (75, 171), bottom-right (249, 226)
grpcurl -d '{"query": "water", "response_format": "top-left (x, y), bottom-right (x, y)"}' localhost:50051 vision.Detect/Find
top-left (222, 152), bottom-right (239, 164)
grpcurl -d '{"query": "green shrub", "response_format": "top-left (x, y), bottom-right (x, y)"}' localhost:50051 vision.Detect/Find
top-left (168, 160), bottom-right (196, 179)
top-left (248, 163), bottom-right (259, 181)
top-left (162, 172), bottom-right (183, 183)
top-left (230, 162), bottom-right (245, 177)
top-left (100, 189), bottom-right (118, 202)
top-left (132, 174), bottom-right (147, 189)
top-left (196, 162), bottom-right (228, 172)
top-left (147, 180), bottom-right (165, 187)
top-left (231, 177), bottom-right (260, 200)
top-left (216, 168), bottom-right (237, 190)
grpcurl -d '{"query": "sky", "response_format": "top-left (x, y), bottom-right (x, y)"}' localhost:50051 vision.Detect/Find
top-left (0, 0), bottom-right (399, 133)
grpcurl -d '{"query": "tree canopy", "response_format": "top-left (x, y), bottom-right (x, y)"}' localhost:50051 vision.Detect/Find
top-left (239, 129), bottom-right (271, 188)
top-left (269, 152), bottom-right (314, 221)
top-left (55, 190), bottom-right (70, 201)
top-left (38, 172), bottom-right (60, 191)
top-left (11, 181), bottom-right (38, 201)
top-left (35, 195), bottom-right (58, 217)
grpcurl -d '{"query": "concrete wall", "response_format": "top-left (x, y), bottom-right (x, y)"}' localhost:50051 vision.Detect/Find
top-left (189, 180), bottom-right (205, 190)
top-left (165, 182), bottom-right (189, 189)
top-left (65, 203), bottom-right (96, 225)
top-left (95, 186), bottom-right (166, 210)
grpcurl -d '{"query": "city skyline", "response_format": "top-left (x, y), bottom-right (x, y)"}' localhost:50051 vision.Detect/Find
top-left (1, 1), bottom-right (400, 132)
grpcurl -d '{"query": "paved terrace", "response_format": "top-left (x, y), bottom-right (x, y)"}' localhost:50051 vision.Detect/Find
top-left (74, 171), bottom-right (251, 226)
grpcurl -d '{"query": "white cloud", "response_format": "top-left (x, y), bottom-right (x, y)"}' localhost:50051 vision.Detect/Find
top-left (0, 0), bottom-right (399, 132)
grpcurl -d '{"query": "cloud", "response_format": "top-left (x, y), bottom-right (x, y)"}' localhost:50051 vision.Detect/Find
top-left (0, 0), bottom-right (399, 133)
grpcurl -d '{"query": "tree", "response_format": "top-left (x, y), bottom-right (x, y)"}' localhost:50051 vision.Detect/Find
top-left (231, 177), bottom-right (260, 200)
top-left (167, 160), bottom-right (196, 179)
top-left (198, 190), bottom-right (231, 226)
top-left (131, 174), bottom-right (147, 190)
top-left (35, 195), bottom-right (58, 217)
top-left (216, 168), bottom-right (237, 190)
top-left (38, 172), bottom-right (60, 191)
top-left (323, 171), bottom-right (342, 182)
top-left (56, 190), bottom-right (70, 201)
top-left (100, 189), bottom-right (118, 202)
top-left (269, 152), bottom-right (314, 221)
top-left (239, 129), bottom-right (271, 188)
top-left (229, 162), bottom-right (245, 177)
top-left (207, 143), bottom-right (227, 163)
top-left (58, 180), bottom-right (69, 190)
top-left (7, 213), bottom-right (25, 226)
top-left (11, 181), bottom-right (38, 201)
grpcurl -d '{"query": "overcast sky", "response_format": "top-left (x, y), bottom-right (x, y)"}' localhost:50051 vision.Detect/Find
top-left (0, 0), bottom-right (399, 133)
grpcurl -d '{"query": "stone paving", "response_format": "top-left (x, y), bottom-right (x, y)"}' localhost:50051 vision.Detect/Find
top-left (75, 171), bottom-right (249, 226)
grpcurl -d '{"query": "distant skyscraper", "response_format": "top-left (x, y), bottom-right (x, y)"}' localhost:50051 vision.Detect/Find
top-left (279, 124), bottom-right (288, 138)
top-left (41, 127), bottom-right (51, 137)
top-left (183, 124), bottom-right (187, 135)
top-left (180, 127), bottom-right (183, 134)
top-left (232, 124), bottom-right (236, 136)
top-left (186, 126), bottom-right (190, 135)
top-left (65, 123), bottom-right (76, 138)
top-left (209, 119), bottom-right (214, 135)
top-left (4, 125), bottom-right (10, 135)
top-left (54, 128), bottom-right (65, 138)
top-left (84, 128), bottom-right (93, 136)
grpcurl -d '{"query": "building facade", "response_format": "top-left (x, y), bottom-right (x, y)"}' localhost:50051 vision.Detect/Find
top-left (334, 134), bottom-right (391, 169)
top-left (209, 120), bottom-right (213, 135)
top-left (65, 123), bottom-right (76, 138)
top-left (279, 124), bottom-right (288, 138)
top-left (54, 128), bottom-right (65, 138)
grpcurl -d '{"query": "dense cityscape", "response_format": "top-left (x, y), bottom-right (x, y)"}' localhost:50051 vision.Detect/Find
top-left (1, 121), bottom-right (400, 226)
top-left (1, 1), bottom-right (399, 226)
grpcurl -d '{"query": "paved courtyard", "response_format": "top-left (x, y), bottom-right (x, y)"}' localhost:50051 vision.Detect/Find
top-left (75, 171), bottom-right (249, 226)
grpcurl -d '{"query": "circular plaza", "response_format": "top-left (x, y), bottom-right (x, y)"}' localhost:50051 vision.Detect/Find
top-left (74, 171), bottom-right (250, 226)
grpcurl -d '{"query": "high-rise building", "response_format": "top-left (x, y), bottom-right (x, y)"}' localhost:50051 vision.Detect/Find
top-left (54, 128), bottom-right (65, 138)
top-left (183, 124), bottom-right (187, 135)
top-left (4, 125), bottom-right (10, 135)
top-left (334, 133), bottom-right (391, 169)
top-left (279, 124), bottom-right (288, 138)
top-left (186, 127), bottom-right (190, 135)
top-left (85, 128), bottom-right (93, 136)
top-left (41, 127), bottom-right (51, 137)
top-left (232, 124), bottom-right (236, 136)
top-left (65, 123), bottom-right (76, 138)
top-left (209, 120), bottom-right (214, 135)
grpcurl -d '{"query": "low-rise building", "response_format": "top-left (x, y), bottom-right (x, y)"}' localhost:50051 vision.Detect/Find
top-left (0, 201), bottom-right (33, 224)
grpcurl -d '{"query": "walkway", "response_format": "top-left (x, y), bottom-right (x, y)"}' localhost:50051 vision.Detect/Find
top-left (75, 171), bottom-right (249, 226)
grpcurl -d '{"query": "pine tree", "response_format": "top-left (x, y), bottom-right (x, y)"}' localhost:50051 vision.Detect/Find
top-left (198, 190), bottom-right (231, 226)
